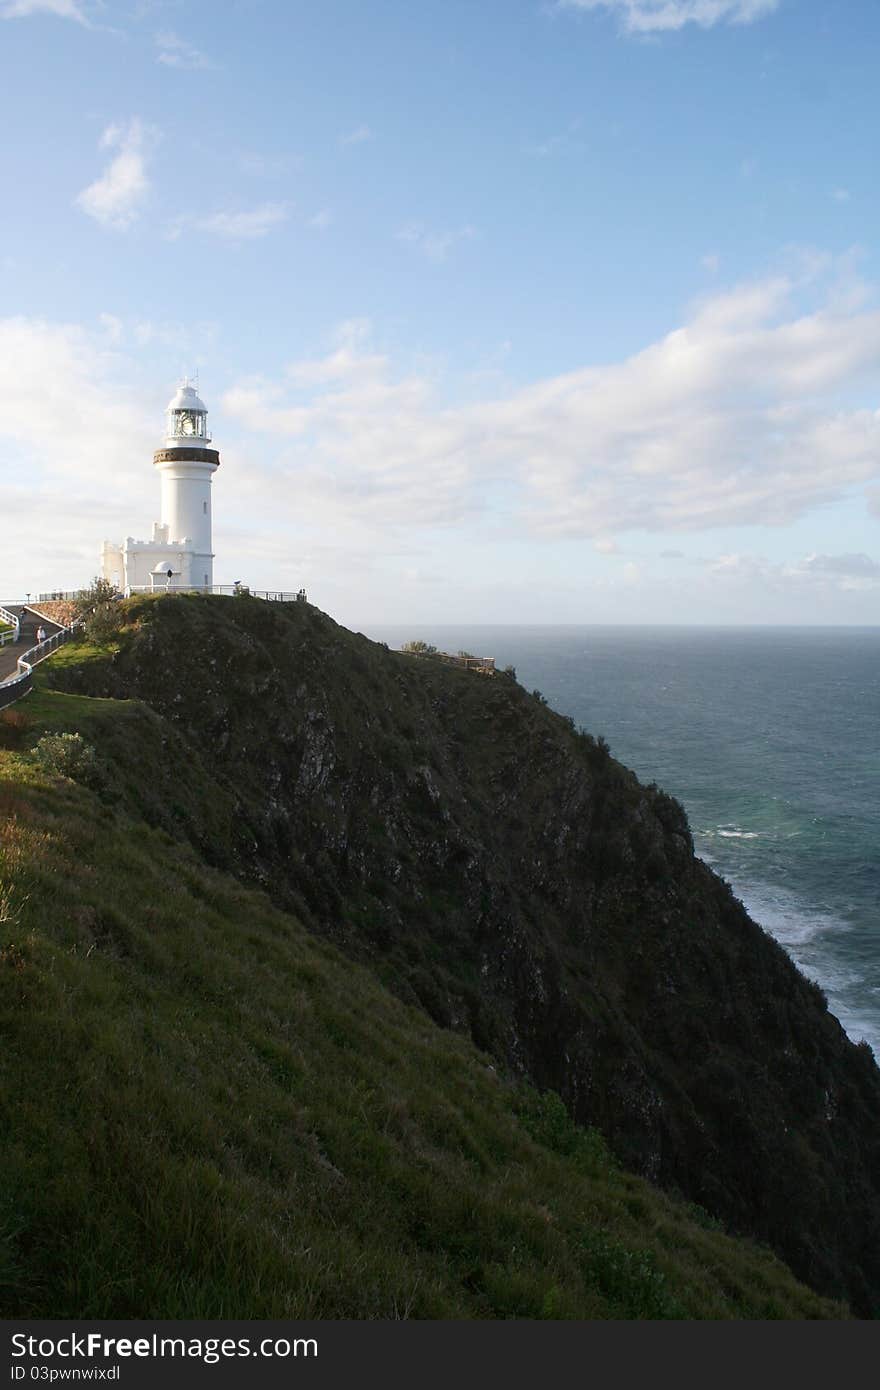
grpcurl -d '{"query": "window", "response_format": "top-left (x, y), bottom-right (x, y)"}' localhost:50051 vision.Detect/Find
top-left (203, 501), bottom-right (207, 513)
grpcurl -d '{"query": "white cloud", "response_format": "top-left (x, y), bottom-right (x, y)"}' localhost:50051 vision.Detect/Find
top-left (558, 0), bottom-right (780, 32)
top-left (76, 118), bottom-right (157, 230)
top-left (0, 0), bottom-right (86, 20)
top-left (396, 221), bottom-right (477, 263)
top-left (0, 317), bottom-right (158, 594)
top-left (0, 318), bottom-right (152, 472)
top-left (186, 203), bottom-right (291, 242)
top-left (221, 262), bottom-right (880, 539)
top-left (798, 552), bottom-right (880, 581)
top-left (707, 550), bottom-right (880, 595)
top-left (155, 31), bottom-right (215, 70)
top-left (339, 125), bottom-right (374, 147)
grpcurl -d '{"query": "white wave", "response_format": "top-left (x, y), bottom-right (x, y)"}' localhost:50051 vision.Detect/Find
top-left (698, 824), bottom-right (762, 841)
top-left (740, 881), bottom-right (847, 948)
top-left (727, 879), bottom-right (880, 1054)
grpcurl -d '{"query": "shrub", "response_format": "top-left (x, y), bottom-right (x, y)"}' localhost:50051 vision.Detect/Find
top-left (75, 578), bottom-right (124, 646)
top-left (401, 640), bottom-right (437, 655)
top-left (85, 604), bottom-right (124, 645)
top-left (74, 577), bottom-right (118, 618)
top-left (32, 733), bottom-right (102, 788)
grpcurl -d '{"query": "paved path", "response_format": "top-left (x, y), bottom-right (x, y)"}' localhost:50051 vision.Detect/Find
top-left (0, 609), bottom-right (63, 684)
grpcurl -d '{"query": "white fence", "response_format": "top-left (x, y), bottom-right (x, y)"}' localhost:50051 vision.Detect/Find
top-left (0, 603), bottom-right (21, 645)
top-left (126, 584), bottom-right (307, 602)
top-left (17, 628), bottom-right (70, 673)
top-left (0, 626), bottom-right (77, 709)
top-left (34, 585), bottom-right (308, 604)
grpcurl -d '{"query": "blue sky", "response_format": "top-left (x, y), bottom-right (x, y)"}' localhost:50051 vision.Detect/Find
top-left (2, 0), bottom-right (879, 624)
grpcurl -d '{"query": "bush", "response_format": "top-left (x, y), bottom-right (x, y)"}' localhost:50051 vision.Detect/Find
top-left (32, 733), bottom-right (102, 788)
top-left (74, 577), bottom-right (118, 618)
top-left (74, 577), bottom-right (124, 646)
top-left (402, 640), bottom-right (437, 655)
top-left (85, 603), bottom-right (124, 645)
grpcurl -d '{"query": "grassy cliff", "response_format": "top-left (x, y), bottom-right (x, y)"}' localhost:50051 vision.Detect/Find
top-left (2, 592), bottom-right (877, 1316)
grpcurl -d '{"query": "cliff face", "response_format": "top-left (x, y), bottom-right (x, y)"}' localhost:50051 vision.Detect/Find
top-left (47, 594), bottom-right (880, 1313)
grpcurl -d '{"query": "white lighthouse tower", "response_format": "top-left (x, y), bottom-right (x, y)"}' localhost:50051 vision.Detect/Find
top-left (101, 379), bottom-right (221, 594)
top-left (154, 380), bottom-right (220, 589)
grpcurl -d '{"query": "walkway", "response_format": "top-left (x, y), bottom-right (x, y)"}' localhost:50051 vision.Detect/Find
top-left (0, 609), bottom-right (64, 685)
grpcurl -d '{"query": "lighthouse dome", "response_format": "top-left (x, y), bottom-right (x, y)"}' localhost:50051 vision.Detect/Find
top-left (166, 382), bottom-right (208, 414)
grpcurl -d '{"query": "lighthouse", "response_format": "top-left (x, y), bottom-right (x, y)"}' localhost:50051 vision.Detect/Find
top-left (101, 379), bottom-right (221, 594)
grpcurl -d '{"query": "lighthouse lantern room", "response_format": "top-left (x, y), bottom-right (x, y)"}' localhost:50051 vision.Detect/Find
top-left (101, 379), bottom-right (221, 595)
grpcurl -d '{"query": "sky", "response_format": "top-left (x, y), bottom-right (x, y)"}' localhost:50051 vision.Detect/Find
top-left (1, 0), bottom-right (879, 625)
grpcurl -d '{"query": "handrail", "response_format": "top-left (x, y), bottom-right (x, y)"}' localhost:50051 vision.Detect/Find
top-left (125, 584), bottom-right (307, 602)
top-left (15, 627), bottom-right (73, 679)
top-left (0, 624), bottom-right (79, 710)
top-left (0, 603), bottom-right (21, 642)
top-left (33, 585), bottom-right (308, 603)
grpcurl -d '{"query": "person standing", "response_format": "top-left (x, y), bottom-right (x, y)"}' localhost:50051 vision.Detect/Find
top-left (36, 625), bottom-right (46, 645)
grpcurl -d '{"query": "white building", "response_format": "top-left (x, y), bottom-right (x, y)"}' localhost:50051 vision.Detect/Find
top-left (102, 381), bottom-right (221, 595)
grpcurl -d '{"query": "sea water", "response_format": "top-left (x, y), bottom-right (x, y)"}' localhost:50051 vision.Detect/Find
top-left (365, 625), bottom-right (880, 1056)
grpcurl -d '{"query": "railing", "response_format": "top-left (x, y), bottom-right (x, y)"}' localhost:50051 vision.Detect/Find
top-left (34, 585), bottom-right (308, 603)
top-left (0, 666), bottom-right (31, 710)
top-left (0, 604), bottom-right (21, 643)
top-left (0, 626), bottom-right (77, 709)
top-left (402, 649), bottom-right (496, 676)
top-left (18, 628), bottom-right (70, 671)
top-left (126, 584), bottom-right (307, 602)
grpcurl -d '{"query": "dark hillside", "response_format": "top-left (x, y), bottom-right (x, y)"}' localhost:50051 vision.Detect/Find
top-left (44, 594), bottom-right (880, 1313)
top-left (0, 691), bottom-right (843, 1318)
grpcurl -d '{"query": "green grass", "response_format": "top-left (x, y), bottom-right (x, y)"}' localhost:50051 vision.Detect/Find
top-left (0, 678), bottom-right (847, 1319)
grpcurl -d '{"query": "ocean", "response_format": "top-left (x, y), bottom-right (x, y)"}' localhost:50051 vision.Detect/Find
top-left (365, 624), bottom-right (880, 1057)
